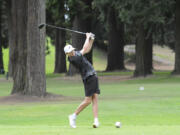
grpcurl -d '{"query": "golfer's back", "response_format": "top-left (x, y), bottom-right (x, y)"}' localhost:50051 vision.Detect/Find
top-left (68, 51), bottom-right (96, 80)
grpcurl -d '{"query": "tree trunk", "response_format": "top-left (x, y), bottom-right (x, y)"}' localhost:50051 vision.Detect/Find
top-left (54, 0), bottom-right (67, 73)
top-left (11, 0), bottom-right (27, 94)
top-left (0, 42), bottom-right (4, 74)
top-left (134, 24), bottom-right (153, 77)
top-left (7, 0), bottom-right (13, 76)
top-left (24, 0), bottom-right (46, 96)
top-left (173, 0), bottom-right (180, 74)
top-left (0, 1), bottom-right (5, 74)
top-left (106, 8), bottom-right (125, 71)
top-left (145, 32), bottom-right (153, 73)
top-left (68, 0), bottom-right (93, 76)
top-left (54, 30), bottom-right (67, 73)
top-left (11, 0), bottom-right (46, 96)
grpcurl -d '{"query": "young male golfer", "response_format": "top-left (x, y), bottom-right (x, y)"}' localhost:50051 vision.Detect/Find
top-left (64, 33), bottom-right (100, 128)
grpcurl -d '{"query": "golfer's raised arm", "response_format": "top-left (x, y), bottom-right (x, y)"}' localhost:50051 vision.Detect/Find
top-left (80, 33), bottom-right (94, 55)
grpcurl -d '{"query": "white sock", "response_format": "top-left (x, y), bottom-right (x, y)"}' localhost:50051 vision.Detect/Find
top-left (72, 113), bottom-right (77, 119)
top-left (94, 118), bottom-right (99, 123)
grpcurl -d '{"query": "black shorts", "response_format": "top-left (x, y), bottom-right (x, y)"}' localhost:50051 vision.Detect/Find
top-left (83, 75), bottom-right (100, 97)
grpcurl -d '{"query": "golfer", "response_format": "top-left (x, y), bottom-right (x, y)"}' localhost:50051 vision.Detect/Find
top-left (64, 33), bottom-right (100, 128)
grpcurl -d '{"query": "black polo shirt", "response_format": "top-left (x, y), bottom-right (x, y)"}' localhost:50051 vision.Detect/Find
top-left (68, 51), bottom-right (96, 80)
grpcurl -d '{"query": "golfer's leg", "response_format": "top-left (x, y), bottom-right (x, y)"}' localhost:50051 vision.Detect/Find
top-left (92, 94), bottom-right (98, 118)
top-left (75, 96), bottom-right (92, 115)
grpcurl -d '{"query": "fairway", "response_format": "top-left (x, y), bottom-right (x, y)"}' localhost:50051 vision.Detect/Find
top-left (0, 73), bottom-right (180, 135)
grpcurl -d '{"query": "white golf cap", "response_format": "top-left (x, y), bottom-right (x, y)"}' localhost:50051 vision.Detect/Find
top-left (64, 45), bottom-right (75, 54)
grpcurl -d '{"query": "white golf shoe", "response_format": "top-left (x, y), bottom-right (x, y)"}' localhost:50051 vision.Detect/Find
top-left (93, 121), bottom-right (99, 128)
top-left (68, 114), bottom-right (76, 128)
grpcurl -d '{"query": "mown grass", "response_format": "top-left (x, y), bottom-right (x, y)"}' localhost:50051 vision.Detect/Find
top-left (0, 72), bottom-right (180, 135)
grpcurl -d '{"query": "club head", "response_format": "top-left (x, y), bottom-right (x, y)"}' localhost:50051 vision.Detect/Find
top-left (38, 23), bottom-right (46, 29)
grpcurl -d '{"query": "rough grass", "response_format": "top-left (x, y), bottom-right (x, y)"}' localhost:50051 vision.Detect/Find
top-left (0, 72), bottom-right (180, 135)
top-left (2, 48), bottom-right (9, 73)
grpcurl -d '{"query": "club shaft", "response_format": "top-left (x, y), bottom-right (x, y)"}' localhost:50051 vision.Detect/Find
top-left (45, 24), bottom-right (86, 35)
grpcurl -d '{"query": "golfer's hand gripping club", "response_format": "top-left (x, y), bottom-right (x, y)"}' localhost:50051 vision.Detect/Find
top-left (86, 33), bottom-right (95, 40)
top-left (90, 33), bottom-right (95, 40)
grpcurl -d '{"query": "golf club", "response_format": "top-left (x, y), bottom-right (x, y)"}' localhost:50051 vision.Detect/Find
top-left (38, 23), bottom-right (95, 39)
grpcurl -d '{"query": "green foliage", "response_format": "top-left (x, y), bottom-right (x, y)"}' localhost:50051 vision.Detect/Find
top-left (92, 0), bottom-right (110, 22)
top-left (67, 0), bottom-right (92, 20)
top-left (116, 0), bottom-right (175, 26)
top-left (45, 37), bottom-right (52, 55)
top-left (0, 0), bottom-right (9, 48)
top-left (46, 0), bottom-right (65, 25)
top-left (94, 0), bottom-right (175, 32)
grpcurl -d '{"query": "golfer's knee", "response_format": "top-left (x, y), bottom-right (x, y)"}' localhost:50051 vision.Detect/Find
top-left (92, 94), bottom-right (98, 100)
top-left (84, 98), bottom-right (92, 105)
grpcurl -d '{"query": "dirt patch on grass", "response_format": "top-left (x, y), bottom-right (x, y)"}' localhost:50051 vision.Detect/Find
top-left (99, 75), bottom-right (133, 83)
top-left (0, 93), bottom-right (81, 104)
top-left (51, 74), bottom-right (133, 83)
top-left (53, 75), bottom-right (82, 82)
top-left (125, 62), bottom-right (174, 71)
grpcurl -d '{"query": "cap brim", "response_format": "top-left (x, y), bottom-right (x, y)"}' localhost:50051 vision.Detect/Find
top-left (65, 48), bottom-right (75, 54)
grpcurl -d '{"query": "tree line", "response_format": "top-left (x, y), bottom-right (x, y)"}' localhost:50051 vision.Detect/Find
top-left (45, 0), bottom-right (179, 77)
top-left (0, 0), bottom-right (179, 96)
